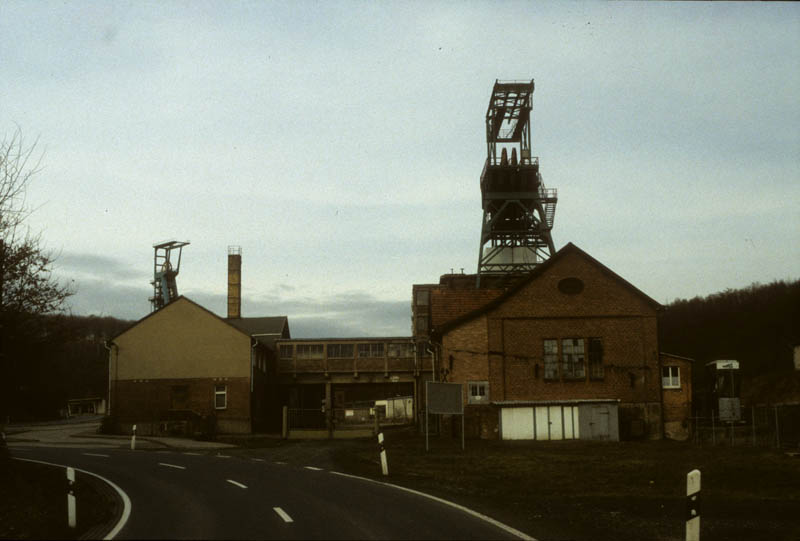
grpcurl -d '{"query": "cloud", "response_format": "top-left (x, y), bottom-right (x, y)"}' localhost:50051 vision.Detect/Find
top-left (56, 252), bottom-right (143, 282)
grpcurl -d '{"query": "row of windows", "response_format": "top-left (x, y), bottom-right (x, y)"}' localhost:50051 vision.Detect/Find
top-left (543, 338), bottom-right (604, 381)
top-left (279, 343), bottom-right (415, 360)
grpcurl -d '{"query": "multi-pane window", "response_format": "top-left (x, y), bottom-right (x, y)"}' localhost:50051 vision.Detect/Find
top-left (662, 366), bottom-right (680, 389)
top-left (214, 385), bottom-right (227, 409)
top-left (562, 338), bottom-right (586, 380)
top-left (327, 344), bottom-right (354, 358)
top-left (468, 381), bottom-right (489, 404)
top-left (588, 338), bottom-right (604, 380)
top-left (415, 316), bottom-right (429, 334)
top-left (543, 339), bottom-right (559, 380)
top-left (415, 290), bottom-right (429, 306)
top-left (358, 343), bottom-right (384, 358)
top-left (296, 344), bottom-right (324, 359)
top-left (279, 344), bottom-right (293, 359)
top-left (388, 343), bottom-right (414, 358)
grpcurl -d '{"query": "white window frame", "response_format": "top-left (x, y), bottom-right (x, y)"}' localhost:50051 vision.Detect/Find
top-left (468, 381), bottom-right (489, 404)
top-left (662, 366), bottom-right (680, 389)
top-left (214, 384), bottom-right (227, 409)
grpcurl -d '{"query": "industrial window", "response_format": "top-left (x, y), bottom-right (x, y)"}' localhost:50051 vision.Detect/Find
top-left (327, 344), bottom-right (354, 358)
top-left (296, 344), bottom-right (324, 359)
top-left (662, 366), bottom-right (680, 389)
top-left (588, 338), bottom-right (604, 380)
top-left (543, 339), bottom-right (559, 380)
top-left (388, 343), bottom-right (414, 358)
top-left (468, 381), bottom-right (489, 404)
top-left (358, 343), bottom-right (384, 358)
top-left (562, 338), bottom-right (586, 380)
top-left (415, 290), bottom-right (429, 306)
top-left (415, 315), bottom-right (429, 334)
top-left (279, 344), bottom-right (293, 359)
top-left (214, 385), bottom-right (227, 409)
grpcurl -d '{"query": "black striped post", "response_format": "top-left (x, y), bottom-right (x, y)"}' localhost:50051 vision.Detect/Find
top-left (686, 469), bottom-right (700, 541)
top-left (377, 432), bottom-right (388, 476)
top-left (66, 467), bottom-right (76, 529)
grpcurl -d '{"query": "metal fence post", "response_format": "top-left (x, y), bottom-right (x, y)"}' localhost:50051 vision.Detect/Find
top-left (711, 411), bottom-right (716, 446)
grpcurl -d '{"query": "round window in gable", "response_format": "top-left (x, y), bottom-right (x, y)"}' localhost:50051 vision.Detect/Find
top-left (558, 277), bottom-right (584, 295)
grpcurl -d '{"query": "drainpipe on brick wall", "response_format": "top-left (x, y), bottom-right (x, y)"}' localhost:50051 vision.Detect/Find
top-left (103, 341), bottom-right (117, 416)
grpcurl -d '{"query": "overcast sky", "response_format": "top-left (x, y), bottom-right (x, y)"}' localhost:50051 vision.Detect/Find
top-left (2, 2), bottom-right (798, 337)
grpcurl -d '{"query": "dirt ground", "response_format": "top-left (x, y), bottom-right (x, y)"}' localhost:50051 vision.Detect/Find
top-left (229, 427), bottom-right (800, 541)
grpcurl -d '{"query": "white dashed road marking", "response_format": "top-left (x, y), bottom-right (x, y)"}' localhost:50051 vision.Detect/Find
top-left (159, 462), bottom-right (186, 470)
top-left (82, 453), bottom-right (110, 458)
top-left (183, 452), bottom-right (202, 456)
top-left (251, 458), bottom-right (265, 462)
top-left (216, 454), bottom-right (231, 458)
top-left (304, 466), bottom-right (323, 471)
top-left (227, 479), bottom-right (247, 489)
top-left (273, 507), bottom-right (293, 523)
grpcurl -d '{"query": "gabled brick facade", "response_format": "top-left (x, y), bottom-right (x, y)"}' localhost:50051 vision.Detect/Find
top-left (431, 243), bottom-right (666, 440)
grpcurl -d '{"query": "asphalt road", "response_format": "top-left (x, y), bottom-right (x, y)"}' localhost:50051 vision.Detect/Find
top-left (10, 444), bottom-right (529, 540)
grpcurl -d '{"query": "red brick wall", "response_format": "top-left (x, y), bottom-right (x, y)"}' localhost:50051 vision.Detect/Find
top-left (440, 247), bottom-right (664, 439)
top-left (660, 354), bottom-right (693, 440)
top-left (112, 377), bottom-right (251, 434)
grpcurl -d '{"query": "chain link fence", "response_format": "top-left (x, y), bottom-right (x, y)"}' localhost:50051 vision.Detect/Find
top-left (691, 404), bottom-right (800, 449)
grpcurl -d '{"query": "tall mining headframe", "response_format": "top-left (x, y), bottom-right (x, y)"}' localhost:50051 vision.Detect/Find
top-left (476, 79), bottom-right (557, 287)
top-left (149, 240), bottom-right (190, 311)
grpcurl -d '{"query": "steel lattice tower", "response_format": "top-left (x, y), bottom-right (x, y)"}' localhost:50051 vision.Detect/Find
top-left (476, 80), bottom-right (557, 287)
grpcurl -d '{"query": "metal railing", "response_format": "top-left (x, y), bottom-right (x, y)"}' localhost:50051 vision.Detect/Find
top-left (691, 404), bottom-right (800, 449)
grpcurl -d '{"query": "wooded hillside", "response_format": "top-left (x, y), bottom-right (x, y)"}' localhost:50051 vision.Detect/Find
top-left (659, 279), bottom-right (800, 399)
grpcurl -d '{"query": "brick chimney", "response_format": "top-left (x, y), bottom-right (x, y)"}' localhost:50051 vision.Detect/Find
top-left (227, 246), bottom-right (241, 319)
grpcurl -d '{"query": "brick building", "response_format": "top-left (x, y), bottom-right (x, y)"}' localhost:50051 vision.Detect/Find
top-left (108, 296), bottom-right (287, 435)
top-left (422, 242), bottom-right (667, 441)
top-left (659, 353), bottom-right (693, 440)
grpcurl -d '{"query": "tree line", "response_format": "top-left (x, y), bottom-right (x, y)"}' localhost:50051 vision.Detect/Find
top-left (658, 278), bottom-right (800, 392)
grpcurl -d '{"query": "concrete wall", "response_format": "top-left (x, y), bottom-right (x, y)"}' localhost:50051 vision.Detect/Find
top-left (112, 298), bottom-right (251, 380)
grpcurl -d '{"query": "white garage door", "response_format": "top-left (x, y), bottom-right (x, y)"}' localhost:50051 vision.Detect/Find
top-left (501, 407), bottom-right (534, 440)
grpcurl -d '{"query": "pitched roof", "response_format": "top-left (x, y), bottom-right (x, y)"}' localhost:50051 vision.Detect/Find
top-left (111, 296), bottom-right (254, 342)
top-left (226, 316), bottom-right (290, 339)
top-left (433, 242), bottom-right (661, 337)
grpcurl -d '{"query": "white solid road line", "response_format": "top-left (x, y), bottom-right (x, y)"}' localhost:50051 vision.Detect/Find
top-left (328, 471), bottom-right (537, 541)
top-left (304, 466), bottom-right (323, 471)
top-left (226, 479), bottom-right (247, 489)
top-left (14, 457), bottom-right (132, 540)
top-left (273, 507), bottom-right (293, 523)
top-left (83, 453), bottom-right (110, 458)
top-left (158, 462), bottom-right (186, 470)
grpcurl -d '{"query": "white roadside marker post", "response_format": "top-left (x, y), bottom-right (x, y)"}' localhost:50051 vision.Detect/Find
top-left (130, 424), bottom-right (137, 451)
top-left (377, 432), bottom-right (388, 476)
top-left (686, 469), bottom-right (701, 541)
top-left (66, 467), bottom-right (77, 529)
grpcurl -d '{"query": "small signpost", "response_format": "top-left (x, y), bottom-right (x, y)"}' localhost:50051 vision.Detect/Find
top-left (425, 381), bottom-right (465, 451)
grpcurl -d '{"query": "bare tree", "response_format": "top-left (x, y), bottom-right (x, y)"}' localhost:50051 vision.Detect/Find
top-left (1, 129), bottom-right (73, 425)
